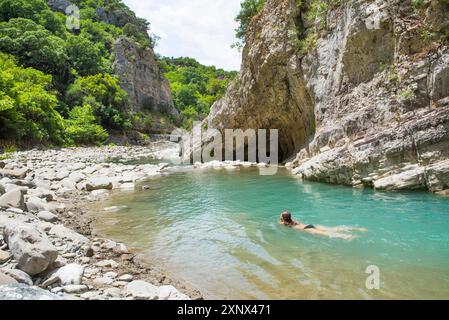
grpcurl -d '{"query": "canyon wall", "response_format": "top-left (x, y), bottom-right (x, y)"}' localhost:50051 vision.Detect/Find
top-left (204, 0), bottom-right (449, 193)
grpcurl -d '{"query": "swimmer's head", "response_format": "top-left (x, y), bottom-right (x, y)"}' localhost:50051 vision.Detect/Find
top-left (280, 210), bottom-right (296, 226)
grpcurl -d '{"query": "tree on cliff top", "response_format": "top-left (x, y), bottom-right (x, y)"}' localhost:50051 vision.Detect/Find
top-left (233, 0), bottom-right (265, 48)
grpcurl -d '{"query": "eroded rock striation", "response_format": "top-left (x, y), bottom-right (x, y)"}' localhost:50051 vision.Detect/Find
top-left (203, 0), bottom-right (449, 192)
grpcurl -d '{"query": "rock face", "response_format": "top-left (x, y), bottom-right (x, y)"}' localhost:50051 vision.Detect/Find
top-left (4, 223), bottom-right (58, 276)
top-left (203, 0), bottom-right (449, 192)
top-left (113, 37), bottom-right (180, 126)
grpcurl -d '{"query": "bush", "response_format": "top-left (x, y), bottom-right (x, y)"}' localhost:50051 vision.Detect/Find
top-left (65, 104), bottom-right (109, 146)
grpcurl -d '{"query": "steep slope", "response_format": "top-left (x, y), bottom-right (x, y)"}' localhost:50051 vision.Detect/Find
top-left (203, 0), bottom-right (449, 193)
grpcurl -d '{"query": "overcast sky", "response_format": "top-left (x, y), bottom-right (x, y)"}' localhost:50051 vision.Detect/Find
top-left (122, 0), bottom-right (242, 71)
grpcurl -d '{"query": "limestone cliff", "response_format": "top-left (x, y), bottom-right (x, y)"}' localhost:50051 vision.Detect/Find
top-left (204, 0), bottom-right (449, 193)
top-left (112, 37), bottom-right (179, 120)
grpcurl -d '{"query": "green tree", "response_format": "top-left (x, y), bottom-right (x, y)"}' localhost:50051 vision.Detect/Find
top-left (0, 53), bottom-right (65, 146)
top-left (66, 34), bottom-right (108, 76)
top-left (65, 73), bottom-right (130, 129)
top-left (0, 18), bottom-right (69, 78)
top-left (65, 104), bottom-right (109, 146)
top-left (158, 57), bottom-right (237, 128)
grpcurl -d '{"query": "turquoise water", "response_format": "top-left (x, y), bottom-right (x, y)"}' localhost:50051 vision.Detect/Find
top-left (94, 168), bottom-right (449, 299)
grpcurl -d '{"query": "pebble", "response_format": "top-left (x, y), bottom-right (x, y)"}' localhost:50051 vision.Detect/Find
top-left (93, 277), bottom-right (114, 286)
top-left (117, 274), bottom-right (133, 282)
top-left (63, 285), bottom-right (88, 294)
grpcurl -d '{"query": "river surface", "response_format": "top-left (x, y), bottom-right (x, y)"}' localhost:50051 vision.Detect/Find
top-left (94, 167), bottom-right (449, 299)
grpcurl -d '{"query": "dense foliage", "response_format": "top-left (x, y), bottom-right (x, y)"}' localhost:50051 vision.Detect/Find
top-left (0, 0), bottom-right (160, 147)
top-left (0, 52), bottom-right (65, 146)
top-left (158, 57), bottom-right (237, 129)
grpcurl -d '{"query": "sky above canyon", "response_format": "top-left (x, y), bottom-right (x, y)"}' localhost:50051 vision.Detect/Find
top-left (123, 0), bottom-right (242, 71)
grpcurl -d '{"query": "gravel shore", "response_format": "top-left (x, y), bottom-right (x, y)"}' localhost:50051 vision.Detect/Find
top-left (0, 142), bottom-right (203, 300)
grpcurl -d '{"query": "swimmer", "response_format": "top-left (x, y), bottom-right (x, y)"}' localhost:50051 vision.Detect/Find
top-left (279, 210), bottom-right (368, 240)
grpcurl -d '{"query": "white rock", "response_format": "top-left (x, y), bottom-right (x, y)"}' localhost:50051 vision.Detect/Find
top-left (0, 189), bottom-right (24, 210)
top-left (104, 287), bottom-right (121, 298)
top-left (157, 285), bottom-right (191, 300)
top-left (104, 271), bottom-right (118, 279)
top-left (93, 277), bottom-right (114, 286)
top-left (4, 223), bottom-right (58, 276)
top-left (117, 274), bottom-right (133, 282)
top-left (0, 268), bottom-right (33, 285)
top-left (125, 280), bottom-right (159, 300)
top-left (68, 172), bottom-right (86, 184)
top-left (25, 196), bottom-right (49, 213)
top-left (63, 284), bottom-right (88, 294)
top-left (86, 177), bottom-right (113, 191)
top-left (37, 211), bottom-right (58, 223)
top-left (48, 225), bottom-right (89, 244)
top-left (54, 263), bottom-right (84, 285)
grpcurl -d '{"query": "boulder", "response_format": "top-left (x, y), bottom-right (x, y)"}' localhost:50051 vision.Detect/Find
top-left (0, 168), bottom-right (30, 179)
top-left (1, 268), bottom-right (33, 285)
top-left (125, 280), bottom-right (159, 300)
top-left (0, 272), bottom-right (18, 285)
top-left (0, 183), bottom-right (5, 195)
top-left (0, 189), bottom-right (24, 210)
top-left (25, 196), bottom-right (49, 213)
top-left (44, 263), bottom-right (84, 287)
top-left (0, 283), bottom-right (63, 300)
top-left (85, 177), bottom-right (113, 191)
top-left (37, 211), bottom-right (58, 223)
top-left (4, 223), bottom-right (58, 276)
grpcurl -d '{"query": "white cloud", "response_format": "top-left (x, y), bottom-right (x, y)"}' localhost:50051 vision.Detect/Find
top-left (122, 0), bottom-right (242, 71)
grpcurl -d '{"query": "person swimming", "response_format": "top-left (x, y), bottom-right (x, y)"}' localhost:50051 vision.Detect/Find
top-left (279, 210), bottom-right (368, 240)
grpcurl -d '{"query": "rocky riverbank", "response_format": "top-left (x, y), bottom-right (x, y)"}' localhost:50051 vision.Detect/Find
top-left (0, 142), bottom-right (202, 300)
